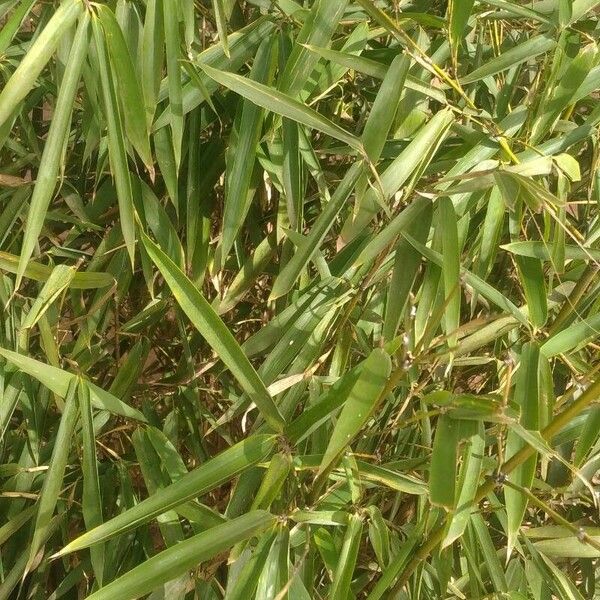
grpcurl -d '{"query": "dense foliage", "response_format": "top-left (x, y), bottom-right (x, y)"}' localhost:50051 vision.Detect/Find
top-left (1, 0), bottom-right (600, 597)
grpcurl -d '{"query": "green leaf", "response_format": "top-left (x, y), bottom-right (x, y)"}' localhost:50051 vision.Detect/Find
top-left (462, 35), bottom-right (556, 84)
top-left (22, 264), bottom-right (77, 329)
top-left (0, 348), bottom-right (145, 422)
top-left (443, 422), bottom-right (485, 547)
top-left (162, 0), bottom-right (183, 169)
top-left (225, 530), bottom-right (277, 600)
top-left (198, 63), bottom-right (364, 153)
top-left (251, 452), bottom-right (291, 511)
top-left (0, 0), bottom-right (83, 128)
top-left (382, 201), bottom-right (432, 341)
top-left (16, 12), bottom-right (89, 289)
top-left (515, 255), bottom-right (547, 328)
top-left (27, 379), bottom-right (79, 573)
top-left (502, 241), bottom-right (600, 262)
top-left (270, 161), bottom-right (363, 300)
top-left (97, 5), bottom-right (153, 173)
top-left (56, 434), bottom-right (276, 556)
top-left (213, 0), bottom-right (230, 58)
top-left (531, 44), bottom-right (598, 143)
top-left (79, 382), bottom-right (104, 585)
top-left (534, 535), bottom-right (600, 558)
top-left (92, 15), bottom-right (136, 267)
top-left (0, 0), bottom-right (37, 58)
top-left (279, 0), bottom-right (350, 96)
top-left (141, 0), bottom-right (164, 126)
top-left (361, 53), bottom-right (409, 162)
top-left (353, 197), bottom-right (432, 267)
top-left (315, 349), bottom-right (391, 487)
top-left (429, 414), bottom-right (461, 509)
top-left (329, 513), bottom-right (363, 599)
top-left (222, 35), bottom-right (275, 262)
top-left (85, 511), bottom-right (277, 600)
top-left (341, 108), bottom-right (453, 242)
top-left (0, 251), bottom-right (114, 289)
top-left (255, 526), bottom-right (289, 599)
top-left (541, 312), bottom-right (600, 357)
top-left (506, 342), bottom-right (540, 555)
top-left (438, 197), bottom-right (461, 350)
top-left (448, 0), bottom-right (474, 63)
top-left (141, 232), bottom-right (286, 432)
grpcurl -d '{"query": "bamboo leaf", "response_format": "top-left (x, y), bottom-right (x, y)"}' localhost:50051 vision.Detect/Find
top-left (222, 35), bottom-right (275, 262)
top-left (85, 511), bottom-right (277, 600)
top-left (0, 0), bottom-right (83, 128)
top-left (448, 0), bottom-right (474, 63)
top-left (27, 379), bottom-right (79, 573)
top-left (97, 5), bottom-right (153, 173)
top-left (16, 12), bottom-right (89, 288)
top-left (462, 35), bottom-right (556, 84)
top-left (198, 63), bottom-right (364, 152)
top-left (22, 264), bottom-right (77, 329)
top-left (315, 349), bottom-right (391, 487)
top-left (92, 15), bottom-right (136, 267)
top-left (141, 232), bottom-right (286, 432)
top-left (506, 342), bottom-right (541, 556)
top-left (329, 514), bottom-right (363, 599)
top-left (515, 256), bottom-right (547, 328)
top-left (56, 435), bottom-right (276, 556)
top-left (0, 348), bottom-right (145, 421)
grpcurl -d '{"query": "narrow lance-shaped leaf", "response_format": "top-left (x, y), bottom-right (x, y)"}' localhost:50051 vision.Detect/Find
top-left (16, 12), bottom-right (90, 289)
top-left (141, 0), bottom-right (164, 127)
top-left (279, 0), bottom-right (350, 96)
top-left (222, 34), bottom-right (275, 263)
top-left (250, 452), bottom-right (292, 511)
top-left (154, 16), bottom-right (276, 129)
top-left (442, 422), bottom-right (485, 547)
top-left (1, 250), bottom-right (113, 289)
top-left (141, 232), bottom-right (286, 432)
top-left (97, 5), bottom-right (153, 174)
top-left (270, 161), bottom-right (364, 301)
top-left (0, 348), bottom-right (146, 422)
top-left (531, 44), bottom-right (598, 143)
top-left (429, 414), bottom-right (460, 509)
top-left (92, 16), bottom-right (136, 267)
top-left (462, 35), bottom-right (557, 84)
top-left (163, 0), bottom-right (183, 169)
top-left (225, 531), bottom-right (277, 600)
top-left (22, 264), bottom-right (77, 329)
top-left (212, 0), bottom-right (230, 58)
top-left (329, 514), bottom-right (363, 600)
top-left (448, 0), bottom-right (474, 64)
top-left (353, 196), bottom-right (432, 267)
top-left (79, 382), bottom-right (104, 585)
top-left (303, 44), bottom-right (447, 103)
top-left (315, 349), bottom-right (391, 488)
top-left (56, 434), bottom-right (276, 556)
top-left (438, 197), bottom-right (461, 350)
top-left (0, 0), bottom-right (83, 128)
top-left (255, 526), bottom-right (289, 598)
top-left (502, 241), bottom-right (600, 261)
top-left (362, 53), bottom-right (410, 163)
top-left (199, 63), bottom-right (364, 153)
top-left (506, 342), bottom-right (541, 557)
top-left (515, 255), bottom-right (547, 328)
top-left (541, 312), bottom-right (600, 357)
top-left (27, 379), bottom-right (79, 573)
top-left (0, 0), bottom-right (37, 56)
top-left (382, 202), bottom-right (432, 341)
top-left (341, 108), bottom-right (454, 243)
top-left (85, 512), bottom-right (277, 600)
